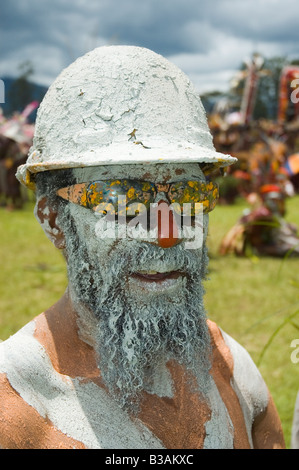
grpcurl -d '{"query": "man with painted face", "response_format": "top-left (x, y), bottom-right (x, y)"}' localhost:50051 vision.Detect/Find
top-left (0, 46), bottom-right (285, 449)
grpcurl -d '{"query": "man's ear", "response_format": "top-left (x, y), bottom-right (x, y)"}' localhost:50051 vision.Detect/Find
top-left (34, 196), bottom-right (66, 250)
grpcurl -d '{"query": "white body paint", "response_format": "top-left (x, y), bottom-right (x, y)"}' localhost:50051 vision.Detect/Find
top-left (0, 320), bottom-right (269, 449)
top-left (220, 329), bottom-right (269, 448)
top-left (0, 322), bottom-right (164, 449)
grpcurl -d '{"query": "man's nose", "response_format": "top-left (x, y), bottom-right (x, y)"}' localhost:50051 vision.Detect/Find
top-left (156, 200), bottom-right (181, 248)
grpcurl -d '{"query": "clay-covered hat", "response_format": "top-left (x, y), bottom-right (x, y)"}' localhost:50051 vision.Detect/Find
top-left (17, 45), bottom-right (237, 189)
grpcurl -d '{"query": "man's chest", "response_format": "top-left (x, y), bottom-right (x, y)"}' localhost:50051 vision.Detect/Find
top-left (1, 370), bottom-right (252, 449)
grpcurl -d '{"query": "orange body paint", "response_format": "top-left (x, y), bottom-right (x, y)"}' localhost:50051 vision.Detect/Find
top-left (157, 200), bottom-right (180, 248)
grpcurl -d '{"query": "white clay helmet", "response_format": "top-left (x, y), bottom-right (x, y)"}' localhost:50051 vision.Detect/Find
top-left (16, 45), bottom-right (237, 189)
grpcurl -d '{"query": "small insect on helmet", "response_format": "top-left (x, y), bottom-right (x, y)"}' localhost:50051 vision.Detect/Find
top-left (16, 45), bottom-right (237, 190)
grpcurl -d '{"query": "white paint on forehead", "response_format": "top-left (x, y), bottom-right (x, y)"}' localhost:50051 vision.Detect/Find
top-left (0, 322), bottom-right (164, 449)
top-left (70, 162), bottom-right (206, 183)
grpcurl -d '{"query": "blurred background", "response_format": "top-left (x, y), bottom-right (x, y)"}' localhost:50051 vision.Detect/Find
top-left (1, 0), bottom-right (299, 448)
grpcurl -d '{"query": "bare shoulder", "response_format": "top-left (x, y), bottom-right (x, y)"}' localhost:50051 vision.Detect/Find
top-left (218, 326), bottom-right (285, 448)
top-left (0, 319), bottom-right (48, 381)
top-left (0, 320), bottom-right (45, 448)
top-left (219, 327), bottom-right (269, 415)
top-left (207, 320), bottom-right (269, 413)
top-left (0, 317), bottom-right (84, 449)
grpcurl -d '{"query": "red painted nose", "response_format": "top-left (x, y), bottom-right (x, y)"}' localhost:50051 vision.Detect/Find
top-left (157, 200), bottom-right (180, 248)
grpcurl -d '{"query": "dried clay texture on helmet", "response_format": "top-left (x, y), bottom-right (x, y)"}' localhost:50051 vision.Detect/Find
top-left (19, 45), bottom-right (236, 183)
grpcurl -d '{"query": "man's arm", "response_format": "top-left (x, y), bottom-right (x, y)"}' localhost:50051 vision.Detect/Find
top-left (251, 392), bottom-right (285, 449)
top-left (220, 328), bottom-right (285, 449)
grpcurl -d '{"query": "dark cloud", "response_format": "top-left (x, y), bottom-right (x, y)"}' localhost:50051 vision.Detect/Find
top-left (1, 0), bottom-right (298, 93)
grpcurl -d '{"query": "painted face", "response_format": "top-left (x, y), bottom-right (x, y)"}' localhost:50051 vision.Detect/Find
top-left (58, 162), bottom-right (209, 281)
top-left (56, 163), bottom-right (212, 411)
top-left (58, 163), bottom-right (211, 295)
top-left (57, 178), bottom-right (218, 217)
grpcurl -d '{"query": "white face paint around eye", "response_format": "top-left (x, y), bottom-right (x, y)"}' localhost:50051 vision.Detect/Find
top-left (66, 162), bottom-right (209, 253)
top-left (71, 162), bottom-right (207, 184)
top-left (57, 162), bottom-right (210, 306)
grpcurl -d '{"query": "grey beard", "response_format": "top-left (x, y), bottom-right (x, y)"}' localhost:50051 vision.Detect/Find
top-left (62, 209), bottom-right (212, 414)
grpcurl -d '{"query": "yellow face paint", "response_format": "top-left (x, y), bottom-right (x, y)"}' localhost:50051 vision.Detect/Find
top-left (57, 179), bottom-right (219, 216)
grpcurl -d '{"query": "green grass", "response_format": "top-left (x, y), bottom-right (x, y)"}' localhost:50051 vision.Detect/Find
top-left (1, 196), bottom-right (299, 447)
top-left (0, 200), bottom-right (67, 339)
top-left (205, 196), bottom-right (299, 449)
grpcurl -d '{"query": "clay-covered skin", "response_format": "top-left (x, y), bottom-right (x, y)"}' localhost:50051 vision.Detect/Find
top-left (0, 290), bottom-right (284, 449)
top-left (0, 162), bottom-right (285, 449)
top-left (8, 42), bottom-right (282, 448)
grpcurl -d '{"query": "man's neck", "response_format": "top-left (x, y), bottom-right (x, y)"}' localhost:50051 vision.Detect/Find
top-left (33, 289), bottom-right (101, 380)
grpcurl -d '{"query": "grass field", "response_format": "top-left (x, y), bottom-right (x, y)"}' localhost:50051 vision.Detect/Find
top-left (0, 194), bottom-right (299, 448)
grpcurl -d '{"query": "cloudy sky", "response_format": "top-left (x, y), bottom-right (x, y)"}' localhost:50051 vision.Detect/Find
top-left (1, 0), bottom-right (299, 95)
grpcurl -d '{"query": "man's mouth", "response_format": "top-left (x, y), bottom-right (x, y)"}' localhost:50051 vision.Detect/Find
top-left (131, 270), bottom-right (183, 282)
top-left (130, 270), bottom-right (185, 291)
